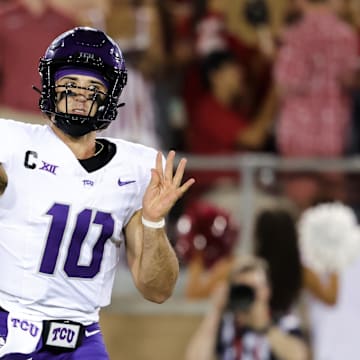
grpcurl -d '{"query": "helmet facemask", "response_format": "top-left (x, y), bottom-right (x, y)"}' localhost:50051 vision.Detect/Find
top-left (55, 82), bottom-right (107, 119)
top-left (51, 67), bottom-right (110, 137)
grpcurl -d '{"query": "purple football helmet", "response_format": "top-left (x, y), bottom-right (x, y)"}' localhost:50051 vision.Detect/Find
top-left (38, 27), bottom-right (127, 137)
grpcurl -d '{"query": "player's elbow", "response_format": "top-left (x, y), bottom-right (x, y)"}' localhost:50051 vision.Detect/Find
top-left (138, 276), bottom-right (177, 303)
top-left (139, 282), bottom-right (176, 303)
top-left (135, 261), bottom-right (179, 303)
top-left (143, 289), bottom-right (172, 304)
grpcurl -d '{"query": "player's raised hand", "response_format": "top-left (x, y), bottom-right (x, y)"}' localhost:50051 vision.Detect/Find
top-left (142, 150), bottom-right (195, 222)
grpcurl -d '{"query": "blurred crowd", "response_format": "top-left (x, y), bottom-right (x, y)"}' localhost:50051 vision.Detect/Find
top-left (0, 2), bottom-right (358, 270)
top-left (1, 0), bottom-right (360, 210)
top-left (2, 0), bottom-right (360, 358)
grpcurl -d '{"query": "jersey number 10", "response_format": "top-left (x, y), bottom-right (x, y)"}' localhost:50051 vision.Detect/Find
top-left (39, 203), bottom-right (114, 278)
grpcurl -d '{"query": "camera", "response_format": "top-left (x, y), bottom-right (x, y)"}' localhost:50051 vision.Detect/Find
top-left (227, 284), bottom-right (256, 312)
top-left (243, 0), bottom-right (269, 27)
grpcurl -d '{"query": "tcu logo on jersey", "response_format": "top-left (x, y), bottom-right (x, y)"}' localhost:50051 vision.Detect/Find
top-left (24, 150), bottom-right (59, 175)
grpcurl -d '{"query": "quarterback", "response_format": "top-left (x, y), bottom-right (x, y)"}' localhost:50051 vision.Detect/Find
top-left (0, 27), bottom-right (194, 359)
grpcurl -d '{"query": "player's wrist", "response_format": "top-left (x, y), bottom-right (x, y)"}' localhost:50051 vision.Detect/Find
top-left (141, 216), bottom-right (165, 229)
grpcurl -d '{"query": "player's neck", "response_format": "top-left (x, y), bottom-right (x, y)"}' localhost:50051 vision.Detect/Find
top-left (51, 124), bottom-right (97, 160)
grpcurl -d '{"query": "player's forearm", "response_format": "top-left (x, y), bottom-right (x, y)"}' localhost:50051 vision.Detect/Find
top-left (135, 227), bottom-right (179, 303)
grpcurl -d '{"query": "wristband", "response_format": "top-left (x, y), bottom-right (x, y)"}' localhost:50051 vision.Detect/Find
top-left (141, 216), bottom-right (165, 229)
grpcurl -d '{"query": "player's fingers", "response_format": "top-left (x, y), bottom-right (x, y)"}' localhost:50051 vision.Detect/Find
top-left (149, 168), bottom-right (161, 188)
top-left (176, 178), bottom-right (195, 197)
top-left (155, 151), bottom-right (163, 174)
top-left (164, 150), bottom-right (175, 182)
top-left (173, 158), bottom-right (187, 188)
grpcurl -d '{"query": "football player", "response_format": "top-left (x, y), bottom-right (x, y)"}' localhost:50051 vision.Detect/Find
top-left (0, 27), bottom-right (194, 359)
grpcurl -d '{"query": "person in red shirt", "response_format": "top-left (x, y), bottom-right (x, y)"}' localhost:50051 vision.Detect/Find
top-left (188, 51), bottom-right (250, 155)
top-left (274, 0), bottom-right (357, 158)
top-left (185, 50), bottom-right (250, 194)
top-left (0, 0), bottom-right (76, 122)
top-left (273, 0), bottom-right (358, 210)
top-left (183, 10), bottom-right (273, 140)
top-left (186, 50), bottom-right (275, 194)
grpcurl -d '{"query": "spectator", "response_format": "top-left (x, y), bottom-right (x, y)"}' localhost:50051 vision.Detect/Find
top-left (275, 0), bottom-right (357, 157)
top-left (274, 0), bottom-right (358, 210)
top-left (254, 205), bottom-right (338, 311)
top-left (185, 256), bottom-right (309, 360)
top-left (186, 50), bottom-right (275, 186)
top-left (184, 49), bottom-right (288, 237)
top-left (100, 65), bottom-right (160, 149)
top-left (254, 208), bottom-right (303, 316)
top-left (297, 201), bottom-right (360, 360)
top-left (304, 255), bottom-right (360, 359)
top-left (106, 0), bottom-right (185, 151)
top-left (183, 6), bottom-right (274, 134)
top-left (187, 50), bottom-right (250, 155)
top-left (0, 0), bottom-right (76, 122)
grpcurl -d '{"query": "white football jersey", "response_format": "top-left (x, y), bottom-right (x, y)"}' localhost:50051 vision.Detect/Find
top-left (0, 119), bottom-right (157, 324)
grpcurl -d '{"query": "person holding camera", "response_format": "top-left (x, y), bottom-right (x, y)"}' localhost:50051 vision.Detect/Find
top-left (185, 256), bottom-right (309, 360)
